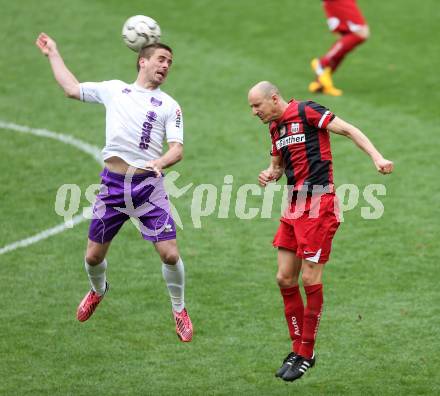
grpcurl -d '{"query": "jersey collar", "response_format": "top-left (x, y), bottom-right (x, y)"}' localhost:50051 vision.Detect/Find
top-left (132, 82), bottom-right (161, 93)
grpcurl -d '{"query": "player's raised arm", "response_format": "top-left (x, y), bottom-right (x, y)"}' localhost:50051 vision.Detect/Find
top-left (259, 155), bottom-right (284, 187)
top-left (327, 116), bottom-right (394, 174)
top-left (35, 33), bottom-right (80, 99)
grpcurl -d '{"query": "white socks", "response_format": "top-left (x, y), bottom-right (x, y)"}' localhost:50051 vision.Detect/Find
top-left (162, 258), bottom-right (185, 313)
top-left (84, 259), bottom-right (107, 296)
top-left (83, 258), bottom-right (184, 309)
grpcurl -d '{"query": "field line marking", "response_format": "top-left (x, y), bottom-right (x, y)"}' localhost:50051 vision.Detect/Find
top-left (0, 120), bottom-right (103, 164)
top-left (0, 120), bottom-right (102, 255)
top-left (0, 215), bottom-right (84, 255)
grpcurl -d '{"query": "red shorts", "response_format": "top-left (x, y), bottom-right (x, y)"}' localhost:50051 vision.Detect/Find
top-left (323, 0), bottom-right (367, 34)
top-left (273, 193), bottom-right (340, 264)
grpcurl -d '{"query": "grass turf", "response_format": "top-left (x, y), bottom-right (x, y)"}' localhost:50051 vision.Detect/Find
top-left (0, 0), bottom-right (439, 394)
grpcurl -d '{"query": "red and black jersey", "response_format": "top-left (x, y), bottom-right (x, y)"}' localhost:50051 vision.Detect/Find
top-left (269, 100), bottom-right (335, 192)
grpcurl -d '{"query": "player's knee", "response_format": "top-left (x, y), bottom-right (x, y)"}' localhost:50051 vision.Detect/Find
top-left (355, 25), bottom-right (370, 41)
top-left (160, 251), bottom-right (180, 265)
top-left (85, 252), bottom-right (105, 266)
top-left (276, 272), bottom-right (296, 288)
top-left (301, 272), bottom-right (319, 286)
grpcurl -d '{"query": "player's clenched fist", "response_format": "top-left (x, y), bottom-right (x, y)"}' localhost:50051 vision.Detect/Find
top-left (35, 33), bottom-right (57, 56)
top-left (258, 169), bottom-right (275, 187)
top-left (374, 158), bottom-right (394, 174)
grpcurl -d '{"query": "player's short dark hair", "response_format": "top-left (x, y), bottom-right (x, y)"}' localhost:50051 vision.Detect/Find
top-left (137, 43), bottom-right (173, 71)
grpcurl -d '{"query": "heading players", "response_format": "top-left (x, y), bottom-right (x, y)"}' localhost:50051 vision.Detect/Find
top-left (248, 81), bottom-right (393, 381)
top-left (35, 33), bottom-right (193, 342)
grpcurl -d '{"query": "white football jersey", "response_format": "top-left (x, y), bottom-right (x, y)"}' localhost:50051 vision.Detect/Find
top-left (79, 80), bottom-right (183, 169)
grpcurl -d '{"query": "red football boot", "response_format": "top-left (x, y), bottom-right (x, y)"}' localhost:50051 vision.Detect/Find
top-left (76, 283), bottom-right (109, 322)
top-left (173, 308), bottom-right (193, 342)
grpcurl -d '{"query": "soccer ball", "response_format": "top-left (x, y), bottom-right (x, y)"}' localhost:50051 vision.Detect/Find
top-left (122, 15), bottom-right (161, 52)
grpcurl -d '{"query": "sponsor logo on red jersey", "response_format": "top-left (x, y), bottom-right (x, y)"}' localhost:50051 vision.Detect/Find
top-left (291, 123), bottom-right (300, 133)
top-left (276, 134), bottom-right (305, 150)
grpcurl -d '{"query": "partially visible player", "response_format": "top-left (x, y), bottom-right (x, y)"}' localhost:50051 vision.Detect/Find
top-left (35, 33), bottom-right (193, 342)
top-left (248, 81), bottom-right (393, 382)
top-left (309, 0), bottom-right (370, 96)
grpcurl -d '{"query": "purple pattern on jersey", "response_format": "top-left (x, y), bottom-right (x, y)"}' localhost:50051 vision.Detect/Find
top-left (150, 97), bottom-right (162, 107)
top-left (122, 88), bottom-right (132, 94)
top-left (139, 111), bottom-right (157, 150)
top-left (147, 111), bottom-right (157, 122)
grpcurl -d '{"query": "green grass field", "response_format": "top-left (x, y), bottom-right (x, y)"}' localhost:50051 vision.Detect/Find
top-left (1, 0), bottom-right (439, 394)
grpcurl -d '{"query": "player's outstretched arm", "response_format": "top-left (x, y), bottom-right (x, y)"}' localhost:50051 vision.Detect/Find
top-left (328, 116), bottom-right (394, 174)
top-left (145, 142), bottom-right (183, 177)
top-left (35, 33), bottom-right (80, 100)
top-left (258, 155), bottom-right (284, 187)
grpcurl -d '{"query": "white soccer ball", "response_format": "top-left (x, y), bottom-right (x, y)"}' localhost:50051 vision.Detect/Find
top-left (122, 15), bottom-right (161, 52)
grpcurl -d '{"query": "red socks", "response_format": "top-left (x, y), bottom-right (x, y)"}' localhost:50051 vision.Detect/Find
top-left (320, 33), bottom-right (366, 72)
top-left (280, 286), bottom-right (304, 353)
top-left (281, 284), bottom-right (324, 359)
top-left (298, 284), bottom-right (323, 359)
